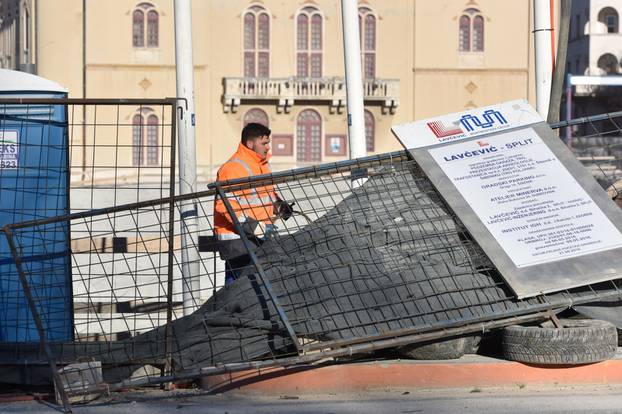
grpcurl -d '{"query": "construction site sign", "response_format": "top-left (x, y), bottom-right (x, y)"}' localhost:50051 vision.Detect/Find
top-left (392, 100), bottom-right (622, 298)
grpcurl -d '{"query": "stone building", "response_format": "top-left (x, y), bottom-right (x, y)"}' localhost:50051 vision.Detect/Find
top-left (2, 0), bottom-right (544, 180)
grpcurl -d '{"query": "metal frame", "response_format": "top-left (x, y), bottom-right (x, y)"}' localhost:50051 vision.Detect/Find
top-left (3, 109), bottom-right (622, 410)
top-left (0, 98), bottom-right (178, 412)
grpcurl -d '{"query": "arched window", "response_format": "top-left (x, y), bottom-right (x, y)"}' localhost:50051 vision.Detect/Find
top-left (364, 110), bottom-right (375, 152)
top-left (244, 108), bottom-right (269, 127)
top-left (132, 109), bottom-right (160, 166)
top-left (359, 7), bottom-right (376, 79)
top-left (132, 10), bottom-right (145, 47)
top-left (244, 5), bottom-right (270, 77)
top-left (132, 3), bottom-right (159, 48)
top-left (473, 16), bottom-right (484, 52)
top-left (147, 10), bottom-right (159, 47)
top-left (459, 15), bottom-right (470, 52)
top-left (146, 114), bottom-right (159, 165)
top-left (296, 6), bottom-right (323, 78)
top-left (459, 8), bottom-right (484, 52)
top-left (598, 53), bottom-right (619, 74)
top-left (598, 7), bottom-right (619, 33)
top-left (296, 109), bottom-right (322, 162)
top-left (132, 114), bottom-right (144, 166)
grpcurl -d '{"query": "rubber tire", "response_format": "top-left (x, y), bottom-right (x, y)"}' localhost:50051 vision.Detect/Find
top-left (502, 319), bottom-right (618, 365)
top-left (399, 335), bottom-right (479, 360)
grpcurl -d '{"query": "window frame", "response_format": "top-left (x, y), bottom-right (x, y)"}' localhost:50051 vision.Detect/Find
top-left (132, 2), bottom-right (159, 48)
top-left (359, 6), bottom-right (377, 80)
top-left (295, 5), bottom-right (324, 78)
top-left (458, 8), bottom-right (484, 53)
top-left (296, 108), bottom-right (323, 162)
top-left (243, 107), bottom-right (270, 127)
top-left (243, 4), bottom-right (271, 78)
top-left (364, 109), bottom-right (375, 153)
top-left (598, 7), bottom-right (619, 34)
top-left (132, 109), bottom-right (160, 166)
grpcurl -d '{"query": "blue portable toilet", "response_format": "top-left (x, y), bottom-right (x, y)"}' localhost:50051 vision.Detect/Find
top-left (0, 69), bottom-right (72, 342)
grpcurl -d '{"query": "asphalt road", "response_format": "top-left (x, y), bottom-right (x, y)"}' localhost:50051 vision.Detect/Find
top-left (2, 384), bottom-right (622, 413)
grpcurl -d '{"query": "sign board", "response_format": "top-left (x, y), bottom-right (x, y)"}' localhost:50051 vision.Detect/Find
top-left (0, 130), bottom-right (18, 169)
top-left (392, 100), bottom-right (622, 298)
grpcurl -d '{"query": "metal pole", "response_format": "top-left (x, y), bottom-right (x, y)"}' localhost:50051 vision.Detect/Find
top-left (533, 0), bottom-right (554, 118)
top-left (547, 0), bottom-right (571, 124)
top-left (566, 74), bottom-right (573, 146)
top-left (341, 0), bottom-right (366, 160)
top-left (174, 0), bottom-right (200, 315)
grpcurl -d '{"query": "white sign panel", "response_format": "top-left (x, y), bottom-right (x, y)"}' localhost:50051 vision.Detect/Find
top-left (0, 130), bottom-right (18, 169)
top-left (392, 99), bottom-right (543, 149)
top-left (428, 128), bottom-right (622, 268)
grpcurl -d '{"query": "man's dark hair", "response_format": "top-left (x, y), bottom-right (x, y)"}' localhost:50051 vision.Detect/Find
top-left (241, 123), bottom-right (271, 144)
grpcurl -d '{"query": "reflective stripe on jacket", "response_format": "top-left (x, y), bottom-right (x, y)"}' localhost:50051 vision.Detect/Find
top-left (214, 143), bottom-right (276, 238)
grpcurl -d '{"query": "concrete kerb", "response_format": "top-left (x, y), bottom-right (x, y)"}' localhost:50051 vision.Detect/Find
top-left (202, 350), bottom-right (622, 395)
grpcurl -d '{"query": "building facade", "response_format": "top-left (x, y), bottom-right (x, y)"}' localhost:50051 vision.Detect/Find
top-left (0, 0), bottom-right (36, 73)
top-left (566, 0), bottom-right (622, 118)
top-left (3, 0), bottom-right (543, 181)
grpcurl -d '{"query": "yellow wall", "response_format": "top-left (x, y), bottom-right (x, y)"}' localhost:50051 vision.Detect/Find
top-left (35, 0), bottom-right (548, 181)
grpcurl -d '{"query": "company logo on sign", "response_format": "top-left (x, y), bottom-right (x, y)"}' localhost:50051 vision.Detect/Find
top-left (427, 109), bottom-right (508, 140)
top-left (427, 120), bottom-right (464, 138)
top-left (459, 109), bottom-right (508, 132)
top-left (392, 99), bottom-right (544, 150)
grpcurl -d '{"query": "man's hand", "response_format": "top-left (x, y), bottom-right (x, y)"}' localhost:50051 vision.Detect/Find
top-left (273, 200), bottom-right (295, 221)
top-left (253, 220), bottom-right (267, 237)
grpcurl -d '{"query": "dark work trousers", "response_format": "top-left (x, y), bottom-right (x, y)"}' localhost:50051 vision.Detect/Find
top-left (224, 255), bottom-right (253, 285)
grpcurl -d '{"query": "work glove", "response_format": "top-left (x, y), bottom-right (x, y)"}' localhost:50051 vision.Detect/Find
top-left (273, 200), bottom-right (295, 221)
top-left (240, 218), bottom-right (266, 239)
top-left (253, 221), bottom-right (267, 237)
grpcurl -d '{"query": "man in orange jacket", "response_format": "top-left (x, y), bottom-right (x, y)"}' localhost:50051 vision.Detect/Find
top-left (214, 123), bottom-right (293, 284)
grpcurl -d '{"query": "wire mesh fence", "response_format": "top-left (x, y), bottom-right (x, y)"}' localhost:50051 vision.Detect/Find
top-left (3, 109), bottom-right (622, 411)
top-left (555, 111), bottom-right (622, 187)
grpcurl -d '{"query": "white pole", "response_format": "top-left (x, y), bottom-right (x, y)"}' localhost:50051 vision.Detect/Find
top-left (174, 0), bottom-right (200, 315)
top-left (533, 0), bottom-right (554, 118)
top-left (341, 0), bottom-right (366, 160)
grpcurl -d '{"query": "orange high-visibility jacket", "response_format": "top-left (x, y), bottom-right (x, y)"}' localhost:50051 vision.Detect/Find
top-left (214, 143), bottom-right (277, 239)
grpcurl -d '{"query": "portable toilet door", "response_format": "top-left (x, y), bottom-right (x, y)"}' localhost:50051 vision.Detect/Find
top-left (0, 69), bottom-right (72, 342)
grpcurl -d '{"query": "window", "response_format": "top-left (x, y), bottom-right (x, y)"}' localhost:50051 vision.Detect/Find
top-left (459, 8), bottom-right (484, 52)
top-left (132, 110), bottom-right (160, 166)
top-left (296, 6), bottom-right (323, 78)
top-left (364, 110), bottom-right (375, 152)
top-left (359, 7), bottom-right (376, 79)
top-left (244, 5), bottom-right (270, 77)
top-left (597, 53), bottom-right (619, 75)
top-left (243, 108), bottom-right (269, 127)
top-left (598, 7), bottom-right (619, 33)
top-left (132, 3), bottom-right (159, 48)
top-left (296, 109), bottom-right (322, 162)
top-left (575, 15), bottom-right (581, 38)
top-left (325, 135), bottom-right (347, 156)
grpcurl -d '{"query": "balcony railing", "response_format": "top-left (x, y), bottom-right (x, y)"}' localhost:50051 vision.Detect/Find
top-left (222, 77), bottom-right (399, 114)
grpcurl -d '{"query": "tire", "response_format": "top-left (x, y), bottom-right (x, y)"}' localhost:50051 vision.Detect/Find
top-left (502, 319), bottom-right (618, 365)
top-left (399, 335), bottom-right (479, 360)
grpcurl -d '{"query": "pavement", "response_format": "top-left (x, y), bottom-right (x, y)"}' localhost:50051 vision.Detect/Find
top-left (4, 352), bottom-right (622, 412)
top-left (2, 384), bottom-right (622, 413)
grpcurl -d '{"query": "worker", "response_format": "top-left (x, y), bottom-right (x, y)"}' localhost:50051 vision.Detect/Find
top-left (214, 122), bottom-right (294, 285)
